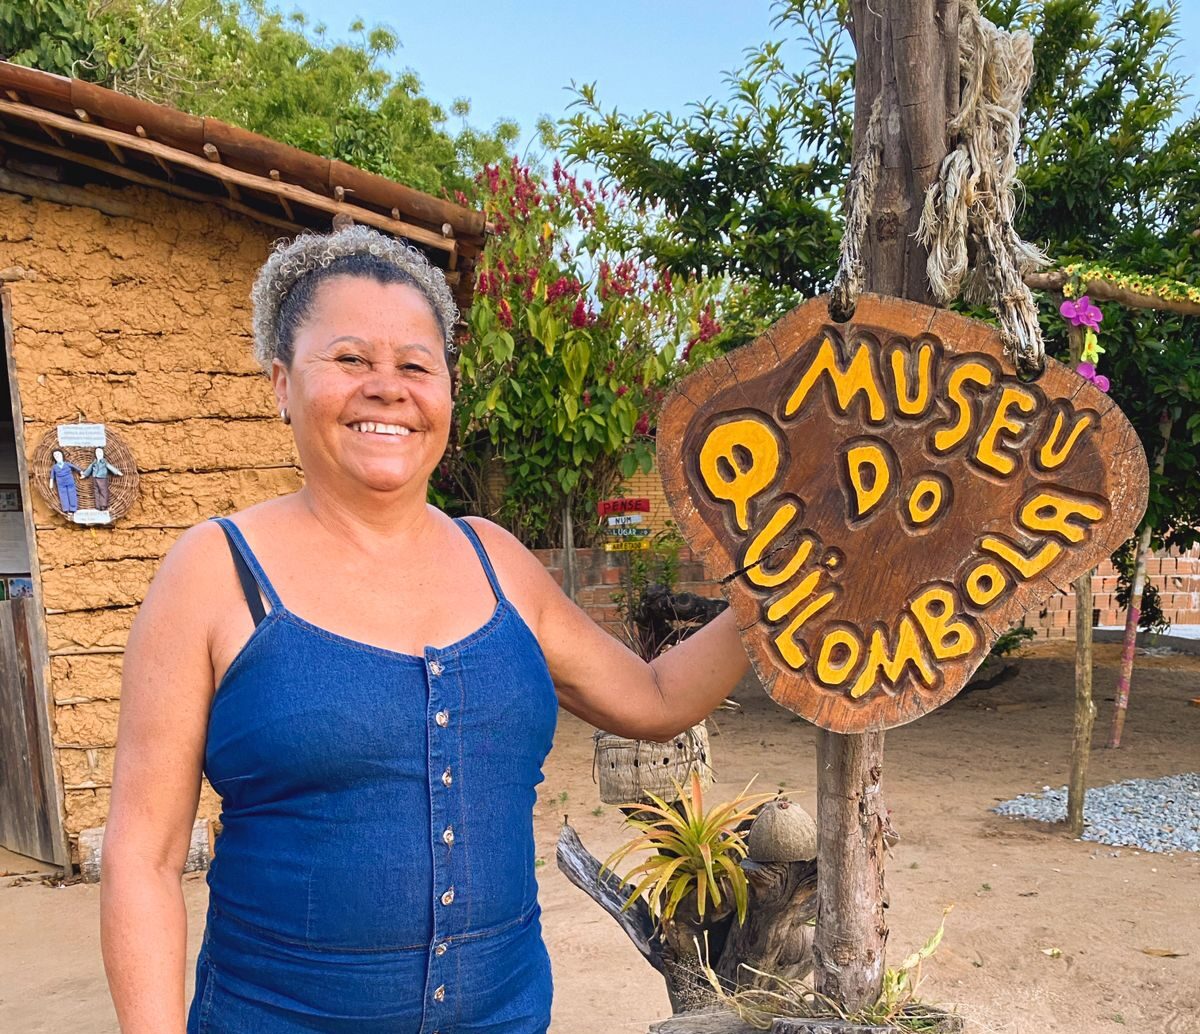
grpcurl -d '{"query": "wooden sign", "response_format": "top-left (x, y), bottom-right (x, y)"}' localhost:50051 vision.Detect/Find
top-left (607, 514), bottom-right (645, 527)
top-left (598, 497), bottom-right (650, 517)
top-left (658, 295), bottom-right (1148, 733)
top-left (604, 540), bottom-right (652, 553)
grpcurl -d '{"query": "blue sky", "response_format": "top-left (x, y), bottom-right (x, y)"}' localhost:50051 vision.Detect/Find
top-left (288, 1), bottom-right (784, 148)
top-left (291, 0), bottom-right (1198, 146)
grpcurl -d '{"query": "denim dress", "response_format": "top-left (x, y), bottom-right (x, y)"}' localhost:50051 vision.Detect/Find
top-left (187, 517), bottom-right (558, 1033)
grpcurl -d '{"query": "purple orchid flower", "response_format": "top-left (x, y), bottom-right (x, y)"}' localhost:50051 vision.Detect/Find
top-left (1077, 361), bottom-right (1110, 393)
top-left (1060, 295), bottom-right (1103, 330)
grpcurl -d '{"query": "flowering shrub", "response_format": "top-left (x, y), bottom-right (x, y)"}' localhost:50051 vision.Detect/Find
top-left (449, 158), bottom-right (731, 546)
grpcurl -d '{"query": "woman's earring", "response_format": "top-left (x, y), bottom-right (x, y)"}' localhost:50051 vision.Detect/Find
top-left (280, 407), bottom-right (291, 425)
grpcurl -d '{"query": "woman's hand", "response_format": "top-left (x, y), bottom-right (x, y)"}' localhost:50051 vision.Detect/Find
top-left (102, 523), bottom-right (226, 1034)
top-left (466, 519), bottom-right (749, 741)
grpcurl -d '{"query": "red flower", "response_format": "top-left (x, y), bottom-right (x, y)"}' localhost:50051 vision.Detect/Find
top-left (571, 297), bottom-right (591, 328)
top-left (498, 299), bottom-right (513, 328)
top-left (582, 390), bottom-right (592, 407)
top-left (616, 385), bottom-right (628, 397)
top-left (635, 413), bottom-right (650, 435)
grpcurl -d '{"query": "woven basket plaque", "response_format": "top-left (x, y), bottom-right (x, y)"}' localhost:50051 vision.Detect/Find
top-left (32, 424), bottom-right (140, 524)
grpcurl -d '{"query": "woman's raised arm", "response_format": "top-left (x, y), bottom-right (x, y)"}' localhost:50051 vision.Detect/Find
top-left (467, 518), bottom-right (749, 742)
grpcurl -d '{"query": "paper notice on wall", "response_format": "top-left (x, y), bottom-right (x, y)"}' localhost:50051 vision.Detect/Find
top-left (57, 424), bottom-right (107, 448)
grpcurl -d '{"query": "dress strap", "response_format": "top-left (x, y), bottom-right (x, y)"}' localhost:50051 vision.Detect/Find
top-left (211, 517), bottom-right (283, 616)
top-left (454, 518), bottom-right (506, 603)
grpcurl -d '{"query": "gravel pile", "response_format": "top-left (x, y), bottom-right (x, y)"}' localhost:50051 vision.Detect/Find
top-left (992, 773), bottom-right (1200, 853)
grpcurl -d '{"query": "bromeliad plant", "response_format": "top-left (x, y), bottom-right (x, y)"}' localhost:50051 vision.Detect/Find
top-left (603, 772), bottom-right (776, 927)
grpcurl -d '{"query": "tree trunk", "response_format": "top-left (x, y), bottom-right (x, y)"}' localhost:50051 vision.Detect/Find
top-left (813, 1), bottom-right (959, 1012)
top-left (1067, 571), bottom-right (1094, 836)
top-left (1108, 409), bottom-right (1173, 748)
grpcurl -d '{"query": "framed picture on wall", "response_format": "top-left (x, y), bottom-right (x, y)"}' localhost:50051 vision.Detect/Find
top-left (0, 486), bottom-right (20, 511)
top-left (7, 577), bottom-right (33, 599)
top-left (0, 580), bottom-right (7, 601)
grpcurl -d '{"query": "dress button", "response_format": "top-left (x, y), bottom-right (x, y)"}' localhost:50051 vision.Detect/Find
top-left (442, 825), bottom-right (455, 846)
top-left (429, 659), bottom-right (444, 677)
top-left (442, 767), bottom-right (453, 787)
top-left (435, 941), bottom-right (449, 957)
top-left (441, 887), bottom-right (455, 906)
top-left (435, 709), bottom-right (449, 728)
top-left (433, 984), bottom-right (446, 1002)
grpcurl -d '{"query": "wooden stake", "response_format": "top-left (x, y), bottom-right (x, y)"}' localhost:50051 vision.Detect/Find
top-left (1108, 408), bottom-right (1172, 749)
top-left (1066, 324), bottom-right (1095, 837)
top-left (1067, 570), bottom-right (1094, 836)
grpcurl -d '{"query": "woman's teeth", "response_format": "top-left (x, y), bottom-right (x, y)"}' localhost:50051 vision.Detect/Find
top-left (351, 422), bottom-right (412, 436)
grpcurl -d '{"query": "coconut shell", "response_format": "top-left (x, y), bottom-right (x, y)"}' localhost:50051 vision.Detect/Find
top-left (747, 798), bottom-right (818, 862)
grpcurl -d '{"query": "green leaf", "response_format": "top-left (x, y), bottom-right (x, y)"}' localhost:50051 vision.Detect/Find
top-left (562, 335), bottom-right (591, 394)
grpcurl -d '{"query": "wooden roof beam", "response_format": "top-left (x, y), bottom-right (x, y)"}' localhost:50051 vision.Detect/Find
top-left (135, 126), bottom-right (175, 181)
top-left (269, 169), bottom-right (294, 219)
top-left (0, 128), bottom-right (303, 236)
top-left (0, 100), bottom-right (454, 254)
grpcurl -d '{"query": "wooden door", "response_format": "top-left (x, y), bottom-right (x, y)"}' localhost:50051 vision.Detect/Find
top-left (0, 595), bottom-right (63, 862)
top-left (0, 288), bottom-right (66, 865)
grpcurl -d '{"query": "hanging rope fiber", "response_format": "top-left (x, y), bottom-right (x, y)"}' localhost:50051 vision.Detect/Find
top-left (829, 95), bottom-right (881, 323)
top-left (918, 1), bottom-right (1048, 372)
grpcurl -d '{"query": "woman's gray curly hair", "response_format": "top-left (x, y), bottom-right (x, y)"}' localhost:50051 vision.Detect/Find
top-left (250, 226), bottom-right (459, 372)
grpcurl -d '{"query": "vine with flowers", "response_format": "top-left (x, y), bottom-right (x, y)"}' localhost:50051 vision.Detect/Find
top-left (444, 158), bottom-right (733, 547)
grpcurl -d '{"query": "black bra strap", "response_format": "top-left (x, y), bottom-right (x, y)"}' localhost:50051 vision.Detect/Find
top-left (219, 523), bottom-right (267, 627)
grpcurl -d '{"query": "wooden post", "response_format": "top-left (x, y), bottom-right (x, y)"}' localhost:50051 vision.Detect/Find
top-left (562, 494), bottom-right (578, 603)
top-left (1064, 324), bottom-right (1095, 836)
top-left (811, 2), bottom-right (959, 1012)
top-left (1066, 571), bottom-right (1094, 836)
top-left (1108, 408), bottom-right (1171, 748)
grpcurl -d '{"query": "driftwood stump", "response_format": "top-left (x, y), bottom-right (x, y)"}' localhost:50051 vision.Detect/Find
top-left (557, 823), bottom-right (817, 1014)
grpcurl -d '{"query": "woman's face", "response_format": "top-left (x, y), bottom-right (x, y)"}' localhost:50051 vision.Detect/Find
top-left (272, 275), bottom-right (452, 498)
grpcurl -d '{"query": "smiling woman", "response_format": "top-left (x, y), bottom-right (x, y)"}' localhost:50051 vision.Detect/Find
top-left (98, 226), bottom-right (751, 1034)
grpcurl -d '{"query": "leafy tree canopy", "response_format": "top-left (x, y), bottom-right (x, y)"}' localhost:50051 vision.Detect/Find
top-left (564, 0), bottom-right (1200, 557)
top-left (0, 0), bottom-right (519, 194)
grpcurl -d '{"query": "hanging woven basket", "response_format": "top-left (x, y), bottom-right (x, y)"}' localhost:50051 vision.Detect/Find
top-left (32, 426), bottom-right (140, 523)
top-left (593, 722), bottom-right (713, 805)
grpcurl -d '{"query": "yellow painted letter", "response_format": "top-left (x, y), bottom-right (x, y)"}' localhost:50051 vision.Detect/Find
top-left (964, 561), bottom-right (1008, 607)
top-left (932, 360), bottom-right (994, 454)
top-left (980, 534), bottom-right (1063, 580)
top-left (907, 476), bottom-right (946, 527)
top-left (890, 342), bottom-right (934, 418)
top-left (1037, 408), bottom-right (1094, 471)
top-left (784, 337), bottom-right (886, 423)
top-left (844, 441), bottom-right (893, 521)
top-left (848, 615), bottom-right (937, 699)
top-left (975, 385), bottom-right (1037, 476)
top-left (698, 417), bottom-right (780, 532)
top-left (910, 586), bottom-right (977, 660)
top-left (814, 627), bottom-right (864, 688)
top-left (743, 502), bottom-right (812, 588)
top-left (1019, 490), bottom-right (1105, 544)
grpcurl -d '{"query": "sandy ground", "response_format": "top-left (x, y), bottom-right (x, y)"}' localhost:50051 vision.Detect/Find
top-left (2, 640), bottom-right (1198, 1033)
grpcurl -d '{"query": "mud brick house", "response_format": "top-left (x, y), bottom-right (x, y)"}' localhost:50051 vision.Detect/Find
top-left (0, 61), bottom-right (485, 868)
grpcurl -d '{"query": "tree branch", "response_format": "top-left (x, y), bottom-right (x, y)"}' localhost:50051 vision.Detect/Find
top-left (1025, 271), bottom-right (1200, 316)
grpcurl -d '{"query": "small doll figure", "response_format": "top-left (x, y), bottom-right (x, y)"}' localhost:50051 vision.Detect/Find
top-left (82, 447), bottom-right (123, 511)
top-left (50, 449), bottom-right (83, 513)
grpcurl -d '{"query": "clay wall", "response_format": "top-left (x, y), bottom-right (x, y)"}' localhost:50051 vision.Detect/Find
top-left (0, 184), bottom-right (295, 857)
